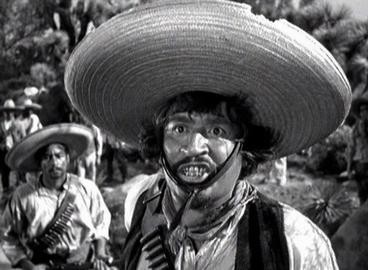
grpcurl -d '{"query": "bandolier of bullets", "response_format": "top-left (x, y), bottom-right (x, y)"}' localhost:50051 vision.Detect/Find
top-left (140, 226), bottom-right (175, 270)
top-left (30, 203), bottom-right (75, 251)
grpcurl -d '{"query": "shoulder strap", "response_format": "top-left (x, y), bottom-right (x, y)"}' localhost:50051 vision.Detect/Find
top-left (121, 178), bottom-right (174, 270)
top-left (48, 190), bottom-right (76, 231)
top-left (29, 181), bottom-right (77, 251)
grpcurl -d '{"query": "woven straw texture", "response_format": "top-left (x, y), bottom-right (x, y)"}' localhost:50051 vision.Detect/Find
top-left (6, 123), bottom-right (93, 171)
top-left (65, 0), bottom-right (351, 158)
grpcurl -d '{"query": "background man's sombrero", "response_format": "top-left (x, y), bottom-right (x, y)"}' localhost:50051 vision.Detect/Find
top-left (0, 99), bottom-right (21, 112)
top-left (65, 0), bottom-right (352, 158)
top-left (20, 98), bottom-right (42, 111)
top-left (6, 123), bottom-right (93, 172)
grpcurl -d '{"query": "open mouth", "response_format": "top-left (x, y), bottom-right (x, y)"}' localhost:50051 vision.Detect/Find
top-left (181, 165), bottom-right (209, 177)
top-left (177, 162), bottom-right (212, 182)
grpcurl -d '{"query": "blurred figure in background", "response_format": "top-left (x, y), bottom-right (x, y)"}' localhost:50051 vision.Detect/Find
top-left (267, 157), bottom-right (288, 185)
top-left (0, 99), bottom-right (19, 191)
top-left (250, 157), bottom-right (288, 186)
top-left (77, 122), bottom-right (103, 182)
top-left (5, 101), bottom-right (27, 186)
top-left (20, 98), bottom-right (43, 135)
top-left (9, 105), bottom-right (26, 145)
top-left (103, 133), bottom-right (128, 182)
top-left (15, 98), bottom-right (44, 184)
top-left (347, 96), bottom-right (368, 203)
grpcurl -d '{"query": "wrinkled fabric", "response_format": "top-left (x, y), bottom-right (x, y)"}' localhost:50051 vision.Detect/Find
top-left (145, 203), bottom-right (338, 270)
top-left (166, 190), bottom-right (338, 270)
top-left (0, 174), bottom-right (111, 266)
top-left (170, 181), bottom-right (253, 270)
top-left (164, 181), bottom-right (255, 254)
top-left (125, 173), bottom-right (338, 270)
top-left (283, 204), bottom-right (339, 270)
top-left (168, 203), bottom-right (339, 270)
top-left (169, 204), bottom-right (339, 270)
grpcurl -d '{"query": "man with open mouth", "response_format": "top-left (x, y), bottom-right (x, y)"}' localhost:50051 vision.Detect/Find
top-left (64, 0), bottom-right (352, 269)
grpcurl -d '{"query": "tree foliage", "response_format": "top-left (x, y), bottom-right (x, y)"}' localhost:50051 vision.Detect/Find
top-left (0, 0), bottom-right (140, 123)
top-left (0, 0), bottom-right (368, 123)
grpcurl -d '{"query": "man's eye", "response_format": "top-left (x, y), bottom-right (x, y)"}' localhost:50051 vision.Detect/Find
top-left (210, 127), bottom-right (226, 137)
top-left (173, 125), bottom-right (186, 134)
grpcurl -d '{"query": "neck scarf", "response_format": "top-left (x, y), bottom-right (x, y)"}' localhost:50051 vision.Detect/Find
top-left (164, 180), bottom-right (256, 254)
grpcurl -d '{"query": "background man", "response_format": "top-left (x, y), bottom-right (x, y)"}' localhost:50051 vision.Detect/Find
top-left (8, 100), bottom-right (27, 185)
top-left (77, 121), bottom-right (103, 182)
top-left (1, 123), bottom-right (111, 270)
top-left (347, 96), bottom-right (368, 202)
top-left (64, 0), bottom-right (352, 269)
top-left (20, 98), bottom-right (43, 135)
top-left (0, 99), bottom-right (19, 191)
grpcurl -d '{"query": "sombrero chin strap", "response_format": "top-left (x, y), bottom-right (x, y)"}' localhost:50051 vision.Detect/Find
top-left (160, 140), bottom-right (243, 234)
top-left (160, 141), bottom-right (243, 193)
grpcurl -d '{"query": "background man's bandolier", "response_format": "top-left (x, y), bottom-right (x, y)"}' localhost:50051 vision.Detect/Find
top-left (27, 176), bottom-right (93, 269)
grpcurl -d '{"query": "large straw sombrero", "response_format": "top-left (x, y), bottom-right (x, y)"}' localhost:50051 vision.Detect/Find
top-left (6, 123), bottom-right (93, 172)
top-left (65, 0), bottom-right (351, 158)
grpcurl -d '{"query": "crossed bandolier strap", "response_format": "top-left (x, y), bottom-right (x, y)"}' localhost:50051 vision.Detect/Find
top-left (140, 226), bottom-right (175, 270)
top-left (29, 197), bottom-right (75, 251)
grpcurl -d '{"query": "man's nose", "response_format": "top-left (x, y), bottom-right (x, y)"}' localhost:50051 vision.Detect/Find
top-left (184, 132), bottom-right (209, 156)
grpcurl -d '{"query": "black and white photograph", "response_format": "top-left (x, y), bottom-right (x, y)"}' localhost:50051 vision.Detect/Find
top-left (0, 0), bottom-right (367, 269)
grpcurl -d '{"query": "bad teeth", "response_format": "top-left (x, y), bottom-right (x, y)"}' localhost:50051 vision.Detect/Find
top-left (182, 166), bottom-right (207, 177)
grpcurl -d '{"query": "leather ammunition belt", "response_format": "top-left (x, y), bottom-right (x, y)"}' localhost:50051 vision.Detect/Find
top-left (140, 226), bottom-right (175, 270)
top-left (29, 189), bottom-right (76, 252)
top-left (30, 202), bottom-right (75, 250)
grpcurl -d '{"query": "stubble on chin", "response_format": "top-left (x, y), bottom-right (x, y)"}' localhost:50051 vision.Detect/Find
top-left (188, 191), bottom-right (216, 210)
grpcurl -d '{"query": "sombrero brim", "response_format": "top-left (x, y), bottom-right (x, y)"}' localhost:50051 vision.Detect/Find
top-left (65, 0), bottom-right (351, 158)
top-left (0, 106), bottom-right (22, 111)
top-left (21, 104), bottom-right (42, 110)
top-left (6, 123), bottom-right (93, 172)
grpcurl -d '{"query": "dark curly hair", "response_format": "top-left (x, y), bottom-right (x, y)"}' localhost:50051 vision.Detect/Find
top-left (139, 92), bottom-right (277, 178)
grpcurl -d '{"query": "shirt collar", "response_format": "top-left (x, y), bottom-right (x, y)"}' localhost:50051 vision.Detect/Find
top-left (35, 173), bottom-right (70, 195)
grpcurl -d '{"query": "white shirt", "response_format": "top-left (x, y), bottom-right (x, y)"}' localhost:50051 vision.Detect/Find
top-left (124, 173), bottom-right (338, 270)
top-left (0, 174), bottom-right (111, 265)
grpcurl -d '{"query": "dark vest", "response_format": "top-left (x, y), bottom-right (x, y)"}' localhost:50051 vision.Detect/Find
top-left (120, 183), bottom-right (290, 270)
